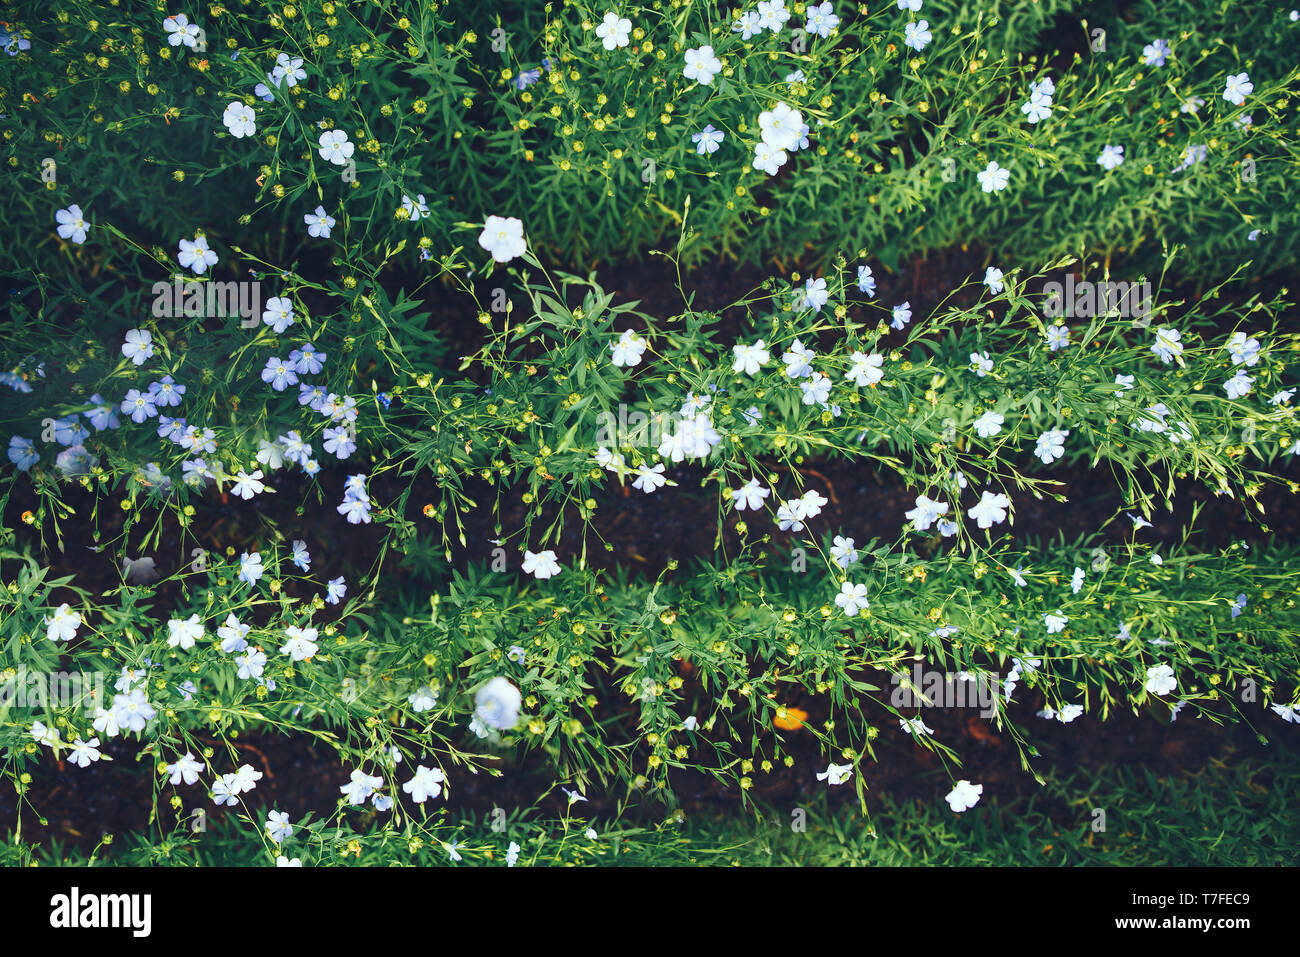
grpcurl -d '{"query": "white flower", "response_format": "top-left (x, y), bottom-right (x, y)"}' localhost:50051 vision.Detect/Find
top-left (222, 101), bottom-right (256, 138)
top-left (898, 0), bottom-right (922, 9)
top-left (167, 614), bottom-right (204, 650)
top-left (800, 372), bottom-right (832, 406)
top-left (478, 215), bottom-right (527, 263)
top-left (692, 124), bottom-right (725, 155)
top-left (1071, 566), bottom-right (1085, 594)
top-left (757, 0), bottom-right (791, 33)
top-left (272, 53), bottom-right (307, 86)
top-left (804, 1), bottom-right (839, 37)
top-left (177, 235), bottom-right (218, 275)
top-left (317, 129), bottom-right (355, 165)
top-left (217, 614), bottom-right (250, 653)
top-left (93, 706), bottom-right (122, 739)
top-left (1226, 331), bottom-right (1260, 366)
top-left (758, 102), bottom-right (804, 151)
top-left (595, 447), bottom-right (624, 473)
top-left (900, 716), bottom-right (934, 737)
top-left (265, 810), bottom-right (294, 844)
top-left (1224, 371), bottom-right (1254, 400)
top-left (1034, 428), bottom-right (1068, 464)
top-left (682, 44), bottom-right (722, 85)
top-left (562, 787), bottom-right (588, 805)
top-left (632, 463), bottom-right (667, 493)
top-left (967, 490), bottom-right (1011, 529)
top-left (1097, 144), bottom-right (1124, 170)
top-left (1270, 703), bottom-right (1300, 724)
top-left (733, 11), bottom-right (764, 38)
top-left (976, 160), bottom-right (1009, 193)
top-left (402, 765), bottom-right (447, 803)
top-left (167, 752), bottom-right (205, 785)
top-left (401, 193), bottom-right (429, 221)
top-left (475, 677), bottom-right (522, 731)
top-left (45, 603), bottom-right (82, 643)
top-left (254, 71), bottom-right (283, 102)
top-left (1027, 73), bottom-right (1054, 96)
top-left (55, 204), bottom-right (89, 244)
top-left (1136, 402), bottom-right (1170, 433)
top-left (340, 769), bottom-right (384, 805)
top-left (1046, 324), bottom-right (1070, 351)
top-left (304, 205), bottom-right (335, 239)
top-left (834, 581), bottom-right (869, 617)
top-left (408, 685), bottom-right (438, 712)
top-left (905, 495), bottom-right (948, 531)
top-left (658, 413), bottom-right (721, 462)
top-left (796, 277), bottom-right (829, 313)
top-left (1057, 704), bottom-right (1084, 723)
top-left (1115, 374), bottom-right (1135, 392)
top-left (903, 19), bottom-right (932, 51)
top-left (732, 340), bottom-right (769, 376)
top-left (280, 625), bottom-right (319, 662)
top-left (945, 779), bottom-right (983, 812)
top-left (983, 266), bottom-right (1005, 294)
top-left (800, 489), bottom-right (828, 519)
top-left (68, 737), bottom-right (104, 768)
top-left (211, 776), bottom-right (240, 806)
top-left (238, 551), bottom-right (264, 585)
top-left (730, 478), bottom-right (770, 511)
top-left (1044, 612), bottom-right (1068, 634)
top-left (891, 302), bottom-right (912, 330)
top-left (845, 351), bottom-right (885, 387)
top-left (256, 439), bottom-right (285, 471)
top-left (753, 141), bottom-right (788, 176)
top-left (1150, 326), bottom-right (1184, 363)
top-left (1142, 38), bottom-right (1170, 67)
top-left (610, 329), bottom-right (648, 367)
top-left (231, 469), bottom-right (267, 500)
top-left (1022, 90), bottom-right (1053, 124)
top-left (817, 762), bottom-right (853, 785)
top-left (1222, 71), bottom-right (1252, 106)
top-left (31, 720), bottom-right (63, 751)
top-left (522, 549), bottom-right (561, 579)
top-left (228, 764), bottom-right (263, 795)
top-left (782, 338), bottom-right (816, 378)
top-left (164, 14), bottom-right (201, 48)
top-left (235, 647), bottom-right (266, 680)
top-left (776, 499), bottom-right (807, 532)
top-left (973, 410), bottom-right (1004, 438)
top-left (830, 535), bottom-right (859, 568)
top-left (1145, 664), bottom-right (1176, 696)
top-left (595, 12), bottom-right (632, 49)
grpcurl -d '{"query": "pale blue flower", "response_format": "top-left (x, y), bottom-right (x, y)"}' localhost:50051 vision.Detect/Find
top-left (691, 124), bottom-right (725, 155)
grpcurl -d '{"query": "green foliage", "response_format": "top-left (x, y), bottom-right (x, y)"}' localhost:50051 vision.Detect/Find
top-left (1, 0), bottom-right (1298, 866)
